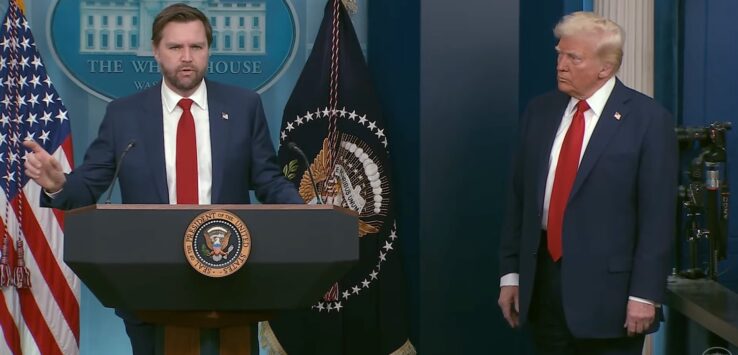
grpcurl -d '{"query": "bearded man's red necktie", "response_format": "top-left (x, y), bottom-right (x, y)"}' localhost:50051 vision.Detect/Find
top-left (547, 100), bottom-right (589, 261)
top-left (176, 98), bottom-right (198, 204)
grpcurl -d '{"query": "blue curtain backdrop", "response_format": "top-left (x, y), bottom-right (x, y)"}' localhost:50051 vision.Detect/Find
top-left (682, 0), bottom-right (738, 289)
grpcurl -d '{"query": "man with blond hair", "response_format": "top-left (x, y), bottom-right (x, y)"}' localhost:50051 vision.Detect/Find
top-left (497, 11), bottom-right (676, 354)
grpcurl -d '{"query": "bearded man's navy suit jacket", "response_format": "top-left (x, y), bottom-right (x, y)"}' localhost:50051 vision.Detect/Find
top-left (499, 79), bottom-right (677, 338)
top-left (43, 79), bottom-right (301, 208)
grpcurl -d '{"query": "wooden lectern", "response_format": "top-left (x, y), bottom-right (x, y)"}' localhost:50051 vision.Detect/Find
top-left (64, 204), bottom-right (358, 354)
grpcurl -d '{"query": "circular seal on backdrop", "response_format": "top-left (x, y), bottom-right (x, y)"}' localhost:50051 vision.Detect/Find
top-left (47, 0), bottom-right (299, 100)
top-left (184, 210), bottom-right (251, 278)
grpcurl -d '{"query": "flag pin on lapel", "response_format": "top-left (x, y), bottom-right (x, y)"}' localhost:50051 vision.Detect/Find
top-left (221, 112), bottom-right (229, 120)
top-left (614, 112), bottom-right (622, 121)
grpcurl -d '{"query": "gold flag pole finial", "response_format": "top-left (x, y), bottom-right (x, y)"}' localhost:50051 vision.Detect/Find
top-left (341, 0), bottom-right (358, 14)
top-left (15, 0), bottom-right (25, 14)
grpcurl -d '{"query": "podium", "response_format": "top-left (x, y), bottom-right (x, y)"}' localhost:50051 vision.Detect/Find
top-left (64, 204), bottom-right (358, 354)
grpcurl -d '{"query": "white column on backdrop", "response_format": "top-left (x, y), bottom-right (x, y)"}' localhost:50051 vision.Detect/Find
top-left (594, 0), bottom-right (655, 97)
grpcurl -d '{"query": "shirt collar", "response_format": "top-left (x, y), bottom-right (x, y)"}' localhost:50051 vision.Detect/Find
top-left (567, 76), bottom-right (616, 116)
top-left (161, 79), bottom-right (208, 113)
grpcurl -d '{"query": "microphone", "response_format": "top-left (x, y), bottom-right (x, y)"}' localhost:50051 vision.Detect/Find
top-left (104, 140), bottom-right (136, 204)
top-left (286, 142), bottom-right (323, 204)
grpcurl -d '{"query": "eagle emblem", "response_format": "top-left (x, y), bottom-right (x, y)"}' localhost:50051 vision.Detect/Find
top-left (183, 210), bottom-right (251, 278)
top-left (297, 137), bottom-right (387, 237)
top-left (203, 226), bottom-right (233, 261)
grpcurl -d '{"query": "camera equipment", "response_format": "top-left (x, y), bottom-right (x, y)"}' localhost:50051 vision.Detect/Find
top-left (675, 122), bottom-right (731, 279)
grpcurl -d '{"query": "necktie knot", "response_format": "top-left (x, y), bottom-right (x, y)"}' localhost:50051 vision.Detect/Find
top-left (576, 100), bottom-right (589, 115)
top-left (178, 98), bottom-right (194, 111)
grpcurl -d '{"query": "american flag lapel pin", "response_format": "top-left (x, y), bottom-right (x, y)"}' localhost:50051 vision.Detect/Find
top-left (614, 112), bottom-right (622, 120)
top-left (221, 112), bottom-right (229, 120)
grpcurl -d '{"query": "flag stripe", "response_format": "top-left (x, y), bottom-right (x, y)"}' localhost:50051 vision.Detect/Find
top-left (0, 292), bottom-right (21, 355)
top-left (3, 200), bottom-right (78, 354)
top-left (0, 1), bottom-right (80, 353)
top-left (52, 136), bottom-right (74, 231)
top-left (51, 207), bottom-right (63, 232)
top-left (0, 195), bottom-right (76, 354)
top-left (17, 192), bottom-right (79, 340)
top-left (18, 288), bottom-right (63, 355)
top-left (24, 179), bottom-right (74, 284)
top-left (0, 216), bottom-right (62, 355)
top-left (21, 186), bottom-right (77, 287)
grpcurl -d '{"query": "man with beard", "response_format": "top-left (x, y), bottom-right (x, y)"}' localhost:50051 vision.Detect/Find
top-left (23, 3), bottom-right (302, 354)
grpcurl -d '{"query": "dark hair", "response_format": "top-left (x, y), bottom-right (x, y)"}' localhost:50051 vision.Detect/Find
top-left (151, 3), bottom-right (212, 47)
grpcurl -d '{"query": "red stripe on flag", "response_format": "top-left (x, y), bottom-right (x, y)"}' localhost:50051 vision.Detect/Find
top-left (52, 208), bottom-right (64, 231)
top-left (51, 139), bottom-right (74, 231)
top-left (0, 292), bottom-right (21, 355)
top-left (0, 216), bottom-right (23, 355)
top-left (61, 136), bottom-right (74, 167)
top-left (0, 1), bottom-right (79, 353)
top-left (17, 288), bottom-right (63, 355)
top-left (0, 213), bottom-right (66, 355)
top-left (17, 193), bottom-right (80, 343)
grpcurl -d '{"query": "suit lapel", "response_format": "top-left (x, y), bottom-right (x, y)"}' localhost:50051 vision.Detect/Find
top-left (536, 94), bottom-right (570, 214)
top-left (569, 79), bottom-right (630, 198)
top-left (207, 81), bottom-right (230, 203)
top-left (140, 84), bottom-right (169, 203)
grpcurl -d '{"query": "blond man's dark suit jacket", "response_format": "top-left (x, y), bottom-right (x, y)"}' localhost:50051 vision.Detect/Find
top-left (499, 79), bottom-right (677, 338)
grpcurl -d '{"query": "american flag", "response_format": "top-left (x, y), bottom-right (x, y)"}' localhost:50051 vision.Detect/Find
top-left (0, 0), bottom-right (79, 354)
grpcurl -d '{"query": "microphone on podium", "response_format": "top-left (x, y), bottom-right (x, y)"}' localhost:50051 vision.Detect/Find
top-left (286, 142), bottom-right (323, 204)
top-left (104, 140), bottom-right (136, 204)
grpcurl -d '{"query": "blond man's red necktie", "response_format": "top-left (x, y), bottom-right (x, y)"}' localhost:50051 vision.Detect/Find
top-left (547, 100), bottom-right (589, 261)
